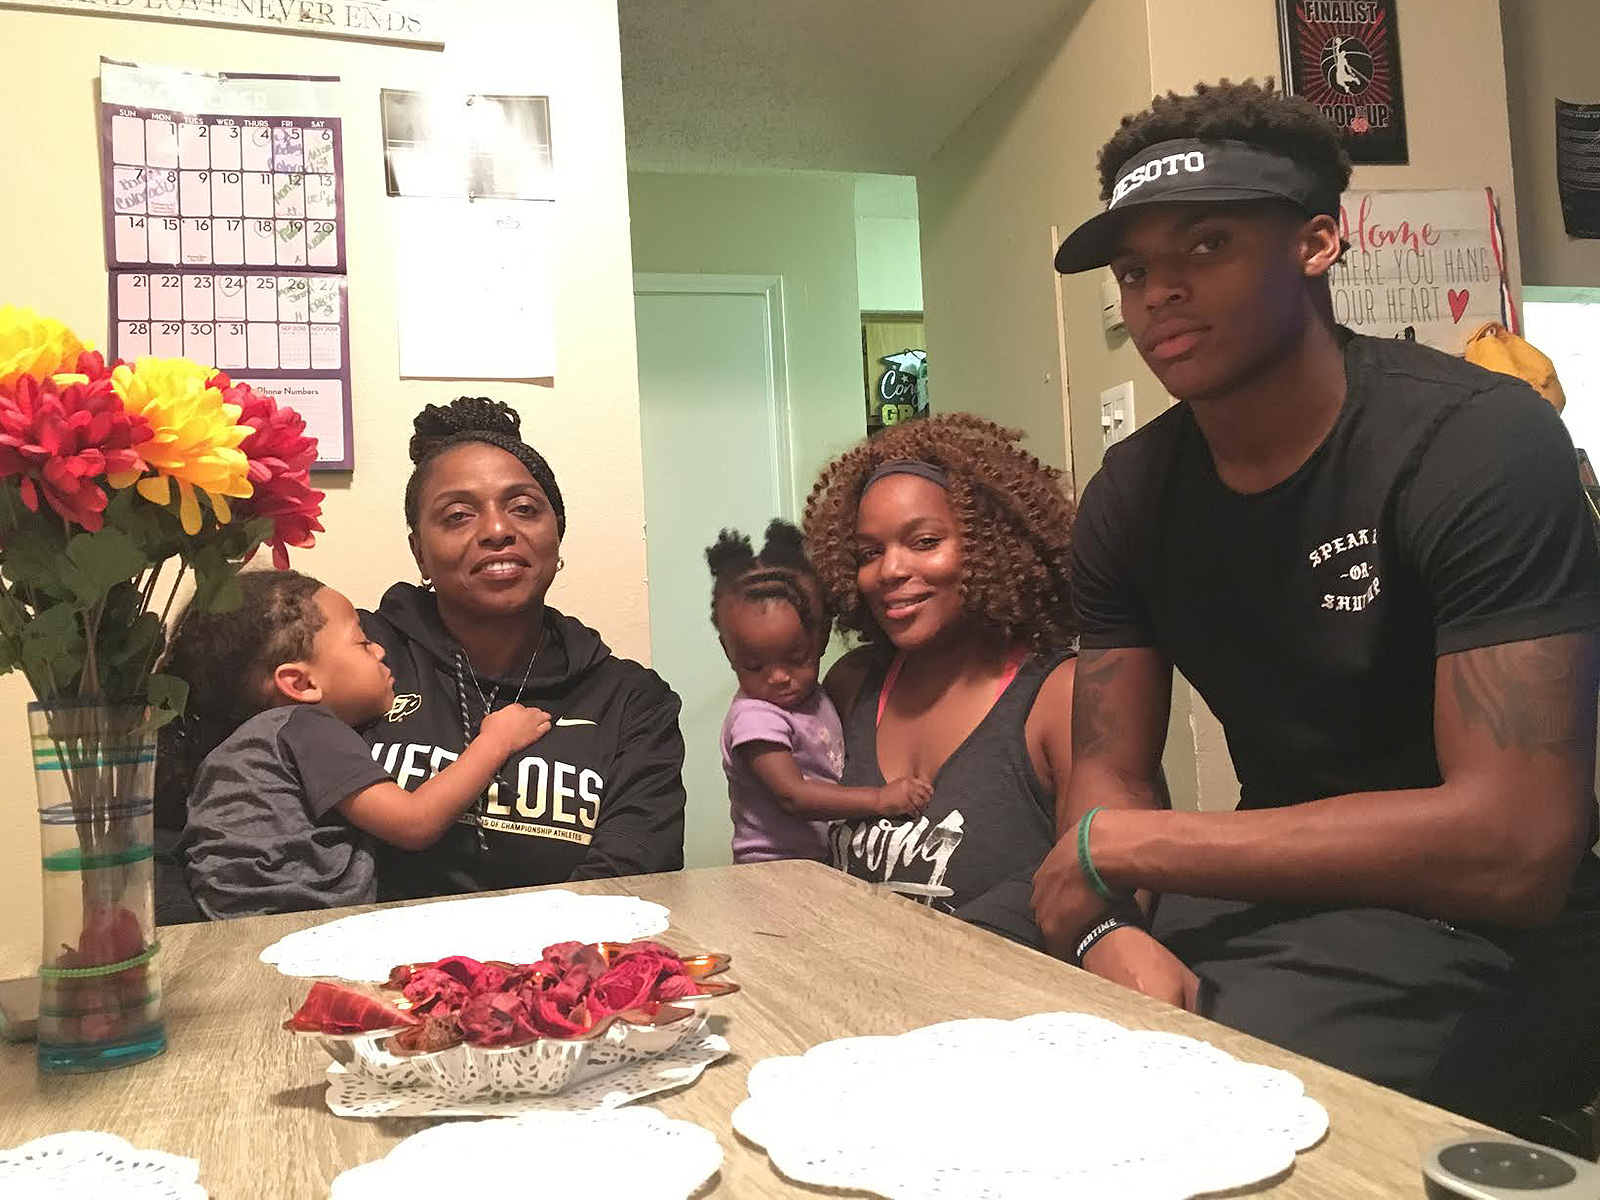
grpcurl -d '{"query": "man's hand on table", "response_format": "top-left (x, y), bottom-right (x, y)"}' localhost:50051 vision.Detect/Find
top-left (1032, 832), bottom-right (1202, 1013)
top-left (1031, 833), bottom-right (1111, 954)
top-left (1081, 926), bottom-right (1201, 1011)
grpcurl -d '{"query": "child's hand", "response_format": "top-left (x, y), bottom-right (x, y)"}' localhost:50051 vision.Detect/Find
top-left (876, 776), bottom-right (933, 817)
top-left (476, 704), bottom-right (553, 757)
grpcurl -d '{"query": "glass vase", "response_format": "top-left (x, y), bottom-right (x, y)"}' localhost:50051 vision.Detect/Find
top-left (30, 702), bottom-right (166, 1073)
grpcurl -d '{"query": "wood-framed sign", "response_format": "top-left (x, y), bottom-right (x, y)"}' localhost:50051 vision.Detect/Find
top-left (1277, 0), bottom-right (1408, 165)
top-left (0, 0), bottom-right (444, 48)
top-left (1328, 187), bottom-right (1511, 353)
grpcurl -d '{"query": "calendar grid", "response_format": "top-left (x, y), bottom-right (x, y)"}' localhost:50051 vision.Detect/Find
top-left (100, 78), bottom-right (353, 471)
top-left (104, 107), bottom-right (346, 272)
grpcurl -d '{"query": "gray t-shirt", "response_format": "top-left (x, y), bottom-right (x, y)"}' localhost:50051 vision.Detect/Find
top-left (182, 705), bottom-right (391, 920)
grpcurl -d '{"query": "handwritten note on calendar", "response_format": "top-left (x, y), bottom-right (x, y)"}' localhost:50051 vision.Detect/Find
top-left (99, 59), bottom-right (353, 469)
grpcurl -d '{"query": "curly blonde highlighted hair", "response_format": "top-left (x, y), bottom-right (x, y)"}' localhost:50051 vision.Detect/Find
top-left (802, 414), bottom-right (1076, 652)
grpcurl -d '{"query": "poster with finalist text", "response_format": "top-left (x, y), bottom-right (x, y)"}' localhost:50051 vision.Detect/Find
top-left (1279, 0), bottom-right (1409, 165)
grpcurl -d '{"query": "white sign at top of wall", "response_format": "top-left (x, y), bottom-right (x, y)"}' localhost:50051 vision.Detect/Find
top-left (0, 0), bottom-right (444, 48)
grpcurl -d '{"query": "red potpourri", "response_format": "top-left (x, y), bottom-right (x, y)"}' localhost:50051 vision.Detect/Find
top-left (283, 940), bottom-right (731, 1055)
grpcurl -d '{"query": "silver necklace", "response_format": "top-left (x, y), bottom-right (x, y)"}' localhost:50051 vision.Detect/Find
top-left (462, 625), bottom-right (546, 722)
top-left (455, 624), bottom-right (547, 850)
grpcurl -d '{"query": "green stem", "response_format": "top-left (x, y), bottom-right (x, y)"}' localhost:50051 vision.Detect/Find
top-left (80, 605), bottom-right (102, 702)
top-left (155, 558), bottom-right (187, 632)
top-left (133, 558), bottom-right (188, 688)
top-left (138, 562), bottom-right (162, 613)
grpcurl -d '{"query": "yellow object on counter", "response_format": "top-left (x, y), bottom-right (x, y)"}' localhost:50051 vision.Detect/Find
top-left (1463, 321), bottom-right (1568, 412)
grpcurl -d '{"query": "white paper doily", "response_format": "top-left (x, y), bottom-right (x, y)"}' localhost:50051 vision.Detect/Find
top-left (0, 1132), bottom-right (206, 1200)
top-left (330, 1109), bottom-right (723, 1199)
top-left (326, 1023), bottom-right (731, 1118)
top-left (733, 1013), bottom-right (1329, 1199)
top-left (260, 890), bottom-right (670, 980)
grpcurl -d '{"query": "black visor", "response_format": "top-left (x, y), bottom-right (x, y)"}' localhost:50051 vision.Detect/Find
top-left (1054, 138), bottom-right (1338, 274)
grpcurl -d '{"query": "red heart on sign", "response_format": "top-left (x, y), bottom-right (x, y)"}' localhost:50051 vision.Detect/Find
top-left (1448, 289), bottom-right (1470, 323)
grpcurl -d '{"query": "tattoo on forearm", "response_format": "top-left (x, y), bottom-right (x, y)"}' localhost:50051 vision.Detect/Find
top-left (1448, 635), bottom-right (1597, 754)
top-left (1072, 649), bottom-right (1124, 757)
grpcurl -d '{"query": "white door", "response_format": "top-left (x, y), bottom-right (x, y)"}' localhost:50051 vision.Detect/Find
top-left (634, 275), bottom-right (793, 869)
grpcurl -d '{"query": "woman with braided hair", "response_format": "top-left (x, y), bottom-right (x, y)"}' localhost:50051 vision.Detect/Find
top-left (360, 396), bottom-right (687, 899)
top-left (805, 414), bottom-right (1079, 948)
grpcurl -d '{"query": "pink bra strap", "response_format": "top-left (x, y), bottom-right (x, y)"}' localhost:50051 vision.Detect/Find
top-left (876, 646), bottom-right (1027, 729)
top-left (876, 654), bottom-right (906, 728)
top-left (994, 645), bottom-right (1026, 696)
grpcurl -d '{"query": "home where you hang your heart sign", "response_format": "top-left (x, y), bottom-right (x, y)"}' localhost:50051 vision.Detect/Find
top-left (1328, 187), bottom-right (1510, 353)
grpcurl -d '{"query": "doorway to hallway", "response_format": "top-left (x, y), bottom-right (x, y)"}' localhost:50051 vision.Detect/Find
top-left (634, 273), bottom-right (794, 869)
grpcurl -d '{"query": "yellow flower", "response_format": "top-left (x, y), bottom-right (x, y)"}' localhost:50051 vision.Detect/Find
top-left (110, 357), bottom-right (254, 535)
top-left (0, 307), bottom-right (90, 390)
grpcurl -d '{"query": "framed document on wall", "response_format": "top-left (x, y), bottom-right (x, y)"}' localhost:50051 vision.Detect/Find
top-left (1278, 0), bottom-right (1409, 165)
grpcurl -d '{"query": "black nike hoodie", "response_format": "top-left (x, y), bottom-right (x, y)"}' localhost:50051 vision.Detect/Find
top-left (360, 583), bottom-right (686, 899)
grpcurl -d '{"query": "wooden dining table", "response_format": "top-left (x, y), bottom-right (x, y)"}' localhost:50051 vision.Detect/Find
top-left (1, 859), bottom-right (1489, 1196)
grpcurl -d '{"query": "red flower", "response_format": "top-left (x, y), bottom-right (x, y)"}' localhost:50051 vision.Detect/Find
top-left (0, 373), bottom-right (149, 530)
top-left (71, 349), bottom-right (114, 382)
top-left (216, 374), bottom-right (325, 568)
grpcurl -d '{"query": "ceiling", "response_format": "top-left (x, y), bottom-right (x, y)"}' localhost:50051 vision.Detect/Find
top-left (618, 0), bottom-right (1084, 175)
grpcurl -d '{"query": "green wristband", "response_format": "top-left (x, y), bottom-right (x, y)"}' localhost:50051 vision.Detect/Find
top-left (1077, 807), bottom-right (1116, 901)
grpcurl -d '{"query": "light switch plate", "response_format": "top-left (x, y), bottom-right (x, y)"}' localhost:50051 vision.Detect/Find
top-left (1100, 381), bottom-right (1135, 449)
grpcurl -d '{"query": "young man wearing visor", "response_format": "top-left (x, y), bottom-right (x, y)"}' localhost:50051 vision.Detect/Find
top-left (1033, 80), bottom-right (1600, 1129)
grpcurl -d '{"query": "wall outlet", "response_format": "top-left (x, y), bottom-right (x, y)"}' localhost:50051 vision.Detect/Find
top-left (1100, 381), bottom-right (1134, 449)
top-left (1100, 272), bottom-right (1126, 335)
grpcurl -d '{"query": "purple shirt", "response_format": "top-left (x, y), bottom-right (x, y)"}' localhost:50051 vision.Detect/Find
top-left (721, 689), bottom-right (842, 864)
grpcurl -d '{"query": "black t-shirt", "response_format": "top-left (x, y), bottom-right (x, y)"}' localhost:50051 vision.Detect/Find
top-left (1074, 332), bottom-right (1599, 811)
top-left (182, 705), bottom-right (392, 919)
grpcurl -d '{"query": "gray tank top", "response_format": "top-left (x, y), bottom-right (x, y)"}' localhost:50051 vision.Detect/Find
top-left (832, 649), bottom-right (1071, 947)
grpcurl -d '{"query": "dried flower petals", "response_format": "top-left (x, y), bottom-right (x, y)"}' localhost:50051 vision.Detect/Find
top-left (284, 981), bottom-right (419, 1035)
top-left (394, 954), bottom-right (495, 1015)
top-left (390, 1014), bottom-right (462, 1055)
top-left (655, 974), bottom-right (700, 1001)
top-left (589, 955), bottom-right (664, 1018)
top-left (304, 941), bottom-right (728, 1054)
top-left (458, 989), bottom-right (540, 1046)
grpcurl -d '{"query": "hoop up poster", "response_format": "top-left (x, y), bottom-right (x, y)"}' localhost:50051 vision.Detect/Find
top-left (1278, 0), bottom-right (1409, 165)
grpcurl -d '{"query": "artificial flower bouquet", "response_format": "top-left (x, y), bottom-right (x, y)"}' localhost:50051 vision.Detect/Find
top-left (0, 305), bottom-right (325, 1067)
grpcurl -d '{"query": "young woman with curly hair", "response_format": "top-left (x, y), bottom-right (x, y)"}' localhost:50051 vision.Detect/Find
top-left (802, 413), bottom-right (1078, 948)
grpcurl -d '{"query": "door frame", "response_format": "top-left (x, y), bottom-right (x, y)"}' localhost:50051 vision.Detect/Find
top-left (632, 272), bottom-right (797, 519)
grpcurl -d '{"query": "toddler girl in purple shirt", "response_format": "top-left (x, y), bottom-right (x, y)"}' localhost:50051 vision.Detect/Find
top-left (709, 521), bottom-right (930, 863)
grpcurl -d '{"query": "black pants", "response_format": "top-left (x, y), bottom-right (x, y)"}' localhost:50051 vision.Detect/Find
top-left (1152, 868), bottom-right (1600, 1133)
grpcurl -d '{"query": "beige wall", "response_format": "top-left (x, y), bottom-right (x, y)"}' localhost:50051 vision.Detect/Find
top-left (855, 174), bottom-right (924, 314)
top-left (628, 170), bottom-right (866, 509)
top-left (919, 0), bottom-right (1523, 811)
top-left (919, 0), bottom-right (1145, 479)
top-left (0, 1), bottom-right (645, 974)
top-left (1502, 0), bottom-right (1600, 287)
